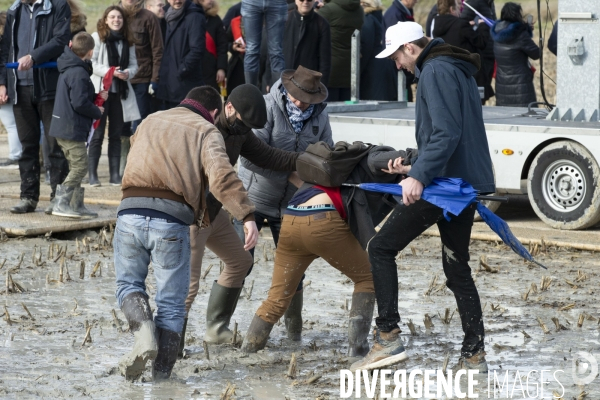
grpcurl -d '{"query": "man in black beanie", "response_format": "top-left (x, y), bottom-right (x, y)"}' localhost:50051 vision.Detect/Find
top-left (180, 84), bottom-right (301, 352)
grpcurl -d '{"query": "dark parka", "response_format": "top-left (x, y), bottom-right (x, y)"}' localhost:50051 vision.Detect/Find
top-left (283, 9), bottom-right (331, 86)
top-left (410, 39), bottom-right (495, 194)
top-left (156, 0), bottom-right (206, 103)
top-left (48, 46), bottom-right (102, 142)
top-left (432, 14), bottom-right (488, 54)
top-left (318, 0), bottom-right (363, 89)
top-left (222, 2), bottom-right (244, 96)
top-left (383, 0), bottom-right (413, 30)
top-left (0, 0), bottom-right (71, 103)
top-left (205, 111), bottom-right (300, 222)
top-left (491, 21), bottom-right (540, 107)
top-left (202, 7), bottom-right (227, 91)
top-left (360, 8), bottom-right (396, 101)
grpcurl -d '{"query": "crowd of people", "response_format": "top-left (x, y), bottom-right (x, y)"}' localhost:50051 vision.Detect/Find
top-left (0, 0), bottom-right (551, 382)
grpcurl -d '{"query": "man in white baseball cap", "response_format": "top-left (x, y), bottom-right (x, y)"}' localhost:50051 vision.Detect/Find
top-left (376, 21), bottom-right (428, 74)
top-left (352, 22), bottom-right (495, 375)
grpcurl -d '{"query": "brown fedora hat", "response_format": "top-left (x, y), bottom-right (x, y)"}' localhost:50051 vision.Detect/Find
top-left (281, 66), bottom-right (328, 104)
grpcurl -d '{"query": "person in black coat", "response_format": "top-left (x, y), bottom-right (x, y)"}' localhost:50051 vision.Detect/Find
top-left (49, 34), bottom-right (104, 218)
top-left (491, 2), bottom-right (540, 107)
top-left (425, 4), bottom-right (437, 37)
top-left (548, 22), bottom-right (557, 56)
top-left (223, 2), bottom-right (245, 97)
top-left (460, 0), bottom-right (496, 103)
top-left (359, 0), bottom-right (396, 101)
top-left (196, 0), bottom-right (228, 91)
top-left (157, 0), bottom-right (206, 109)
top-left (283, 0), bottom-right (331, 86)
top-left (432, 0), bottom-right (489, 54)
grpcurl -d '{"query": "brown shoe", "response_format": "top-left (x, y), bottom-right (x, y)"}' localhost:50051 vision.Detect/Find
top-left (454, 351), bottom-right (488, 374)
top-left (350, 328), bottom-right (408, 371)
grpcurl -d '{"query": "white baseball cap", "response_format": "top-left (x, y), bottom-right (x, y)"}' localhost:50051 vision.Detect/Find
top-left (376, 21), bottom-right (425, 59)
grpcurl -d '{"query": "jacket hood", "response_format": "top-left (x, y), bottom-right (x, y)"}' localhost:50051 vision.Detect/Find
top-left (432, 14), bottom-right (458, 38)
top-left (269, 79), bottom-right (327, 119)
top-left (330, 0), bottom-right (362, 12)
top-left (363, 5), bottom-right (383, 15)
top-left (491, 20), bottom-right (532, 43)
top-left (416, 38), bottom-right (480, 79)
top-left (57, 45), bottom-right (92, 75)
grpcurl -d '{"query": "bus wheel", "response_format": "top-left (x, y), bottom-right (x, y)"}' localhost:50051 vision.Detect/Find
top-left (528, 141), bottom-right (600, 229)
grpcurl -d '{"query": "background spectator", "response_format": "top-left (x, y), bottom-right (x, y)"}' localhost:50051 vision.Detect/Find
top-left (433, 0), bottom-right (488, 53)
top-left (0, 0), bottom-right (71, 214)
top-left (156, 0), bottom-right (206, 109)
top-left (90, 6), bottom-right (140, 187)
top-left (0, 11), bottom-right (20, 169)
top-left (223, 2), bottom-right (245, 97)
top-left (491, 2), bottom-right (540, 107)
top-left (146, 0), bottom-right (166, 20)
top-left (318, 0), bottom-right (363, 101)
top-left (425, 3), bottom-right (437, 37)
top-left (284, 0), bottom-right (331, 86)
top-left (359, 0), bottom-right (396, 101)
top-left (68, 0), bottom-right (87, 37)
top-left (120, 0), bottom-right (163, 175)
top-left (460, 0), bottom-right (496, 102)
top-left (241, 0), bottom-right (287, 87)
top-left (548, 22), bottom-right (557, 56)
top-left (196, 0), bottom-right (228, 91)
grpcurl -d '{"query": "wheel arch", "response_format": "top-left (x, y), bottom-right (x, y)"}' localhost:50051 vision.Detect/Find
top-left (520, 138), bottom-right (590, 180)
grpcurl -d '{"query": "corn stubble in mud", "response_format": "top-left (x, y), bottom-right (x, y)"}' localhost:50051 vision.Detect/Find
top-left (0, 228), bottom-right (598, 398)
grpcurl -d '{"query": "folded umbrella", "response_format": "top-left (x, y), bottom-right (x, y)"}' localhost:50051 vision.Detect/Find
top-left (6, 61), bottom-right (57, 69)
top-left (343, 177), bottom-right (547, 269)
top-left (87, 67), bottom-right (116, 146)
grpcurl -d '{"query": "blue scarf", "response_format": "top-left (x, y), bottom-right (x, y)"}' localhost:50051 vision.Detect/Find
top-left (283, 87), bottom-right (314, 133)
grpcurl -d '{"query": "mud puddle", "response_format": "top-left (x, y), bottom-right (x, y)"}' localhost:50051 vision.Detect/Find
top-left (0, 229), bottom-right (599, 399)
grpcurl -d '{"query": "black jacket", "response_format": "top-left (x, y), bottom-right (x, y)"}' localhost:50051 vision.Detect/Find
top-left (202, 11), bottom-right (228, 91)
top-left (360, 10), bottom-right (396, 101)
top-left (425, 4), bottom-right (437, 37)
top-left (491, 21), bottom-right (540, 107)
top-left (383, 0), bottom-right (413, 30)
top-left (283, 9), bottom-right (331, 86)
top-left (223, 3), bottom-right (244, 97)
top-left (432, 14), bottom-right (488, 54)
top-left (206, 111), bottom-right (300, 222)
top-left (48, 46), bottom-right (101, 142)
top-left (410, 39), bottom-right (495, 194)
top-left (0, 0), bottom-right (71, 103)
top-left (157, 0), bottom-right (206, 103)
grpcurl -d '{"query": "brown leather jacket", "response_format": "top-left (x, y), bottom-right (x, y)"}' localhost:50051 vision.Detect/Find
top-left (122, 106), bottom-right (255, 226)
top-left (129, 8), bottom-right (163, 83)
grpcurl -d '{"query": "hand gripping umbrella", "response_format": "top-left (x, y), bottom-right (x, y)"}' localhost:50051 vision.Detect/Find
top-left (343, 177), bottom-right (547, 269)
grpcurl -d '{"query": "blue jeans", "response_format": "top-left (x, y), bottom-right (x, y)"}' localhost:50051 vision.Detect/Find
top-left (114, 214), bottom-right (190, 333)
top-left (241, 0), bottom-right (287, 74)
top-left (234, 211), bottom-right (304, 291)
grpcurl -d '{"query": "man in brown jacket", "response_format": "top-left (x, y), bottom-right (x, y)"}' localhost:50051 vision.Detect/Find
top-left (114, 86), bottom-right (258, 381)
top-left (180, 84), bottom-right (300, 352)
top-left (120, 0), bottom-right (164, 173)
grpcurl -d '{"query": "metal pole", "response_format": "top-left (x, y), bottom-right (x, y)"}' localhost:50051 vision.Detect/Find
top-left (351, 29), bottom-right (360, 102)
top-left (397, 70), bottom-right (406, 102)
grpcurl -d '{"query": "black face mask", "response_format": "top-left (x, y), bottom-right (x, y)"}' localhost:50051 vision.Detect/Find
top-left (228, 115), bottom-right (252, 136)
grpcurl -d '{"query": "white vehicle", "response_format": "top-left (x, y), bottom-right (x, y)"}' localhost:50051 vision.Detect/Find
top-left (329, 106), bottom-right (600, 230)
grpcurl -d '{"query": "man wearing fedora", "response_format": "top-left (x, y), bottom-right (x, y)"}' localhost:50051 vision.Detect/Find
top-left (236, 65), bottom-right (333, 341)
top-left (180, 84), bottom-right (302, 352)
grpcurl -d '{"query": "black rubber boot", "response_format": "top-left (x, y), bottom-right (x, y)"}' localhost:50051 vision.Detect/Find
top-left (178, 317), bottom-right (187, 358)
top-left (88, 156), bottom-right (101, 187)
top-left (52, 185), bottom-right (82, 219)
top-left (348, 292), bottom-right (375, 357)
top-left (71, 187), bottom-right (98, 218)
top-left (244, 71), bottom-right (259, 88)
top-left (153, 327), bottom-right (181, 380)
top-left (240, 315), bottom-right (274, 353)
top-left (284, 291), bottom-right (303, 341)
top-left (204, 281), bottom-right (244, 344)
top-left (119, 292), bottom-right (158, 381)
top-left (10, 199), bottom-right (37, 214)
top-left (109, 156), bottom-right (122, 186)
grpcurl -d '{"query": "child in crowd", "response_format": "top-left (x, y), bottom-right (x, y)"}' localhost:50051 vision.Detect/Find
top-left (49, 32), bottom-right (107, 219)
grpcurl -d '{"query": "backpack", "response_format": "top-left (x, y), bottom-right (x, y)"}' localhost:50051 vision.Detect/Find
top-left (296, 141), bottom-right (374, 187)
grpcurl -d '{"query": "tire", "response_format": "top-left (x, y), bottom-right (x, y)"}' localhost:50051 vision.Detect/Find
top-left (527, 141), bottom-right (600, 229)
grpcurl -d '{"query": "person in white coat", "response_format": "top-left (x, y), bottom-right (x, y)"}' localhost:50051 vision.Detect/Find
top-left (89, 5), bottom-right (140, 186)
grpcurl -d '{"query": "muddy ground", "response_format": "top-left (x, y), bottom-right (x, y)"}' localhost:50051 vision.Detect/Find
top-left (0, 228), bottom-right (599, 399)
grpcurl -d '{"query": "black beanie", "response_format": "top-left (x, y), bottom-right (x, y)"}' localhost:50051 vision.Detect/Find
top-left (227, 84), bottom-right (267, 129)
